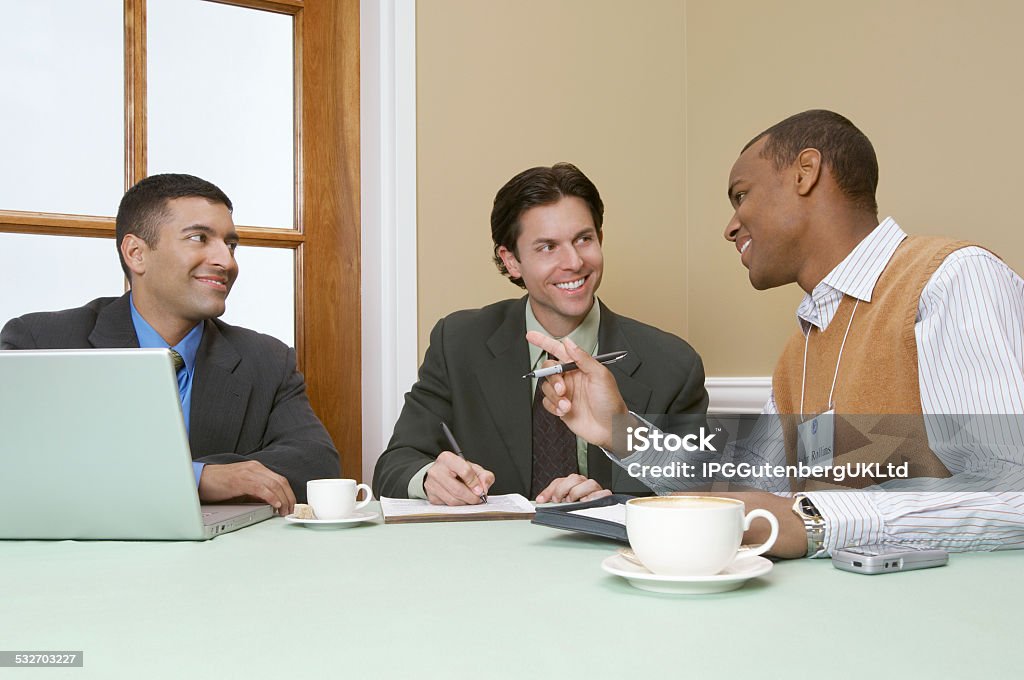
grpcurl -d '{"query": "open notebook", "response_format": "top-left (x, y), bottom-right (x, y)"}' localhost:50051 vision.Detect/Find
top-left (380, 494), bottom-right (535, 523)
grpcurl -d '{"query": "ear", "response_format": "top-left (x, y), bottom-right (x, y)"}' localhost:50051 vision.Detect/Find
top-left (497, 245), bottom-right (522, 279)
top-left (121, 234), bottom-right (149, 278)
top-left (794, 148), bottom-right (822, 197)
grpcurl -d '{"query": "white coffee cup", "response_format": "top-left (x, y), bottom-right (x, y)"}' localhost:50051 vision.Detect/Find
top-left (625, 496), bottom-right (779, 576)
top-left (306, 479), bottom-right (373, 520)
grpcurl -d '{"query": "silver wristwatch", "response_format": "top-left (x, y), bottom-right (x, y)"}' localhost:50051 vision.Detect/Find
top-left (792, 494), bottom-right (826, 558)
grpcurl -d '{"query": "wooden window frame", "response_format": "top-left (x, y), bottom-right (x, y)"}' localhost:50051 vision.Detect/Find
top-left (0, 0), bottom-right (361, 480)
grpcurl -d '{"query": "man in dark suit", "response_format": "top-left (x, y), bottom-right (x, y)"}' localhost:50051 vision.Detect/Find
top-left (373, 163), bottom-right (707, 505)
top-left (1, 174), bottom-right (338, 514)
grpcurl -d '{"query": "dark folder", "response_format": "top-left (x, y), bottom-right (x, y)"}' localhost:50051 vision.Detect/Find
top-left (531, 494), bottom-right (636, 543)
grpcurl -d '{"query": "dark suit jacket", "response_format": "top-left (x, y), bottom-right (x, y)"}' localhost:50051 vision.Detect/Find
top-left (1, 294), bottom-right (340, 501)
top-left (373, 297), bottom-right (708, 498)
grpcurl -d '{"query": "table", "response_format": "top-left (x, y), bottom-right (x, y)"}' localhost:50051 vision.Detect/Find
top-left (1, 503), bottom-right (1019, 679)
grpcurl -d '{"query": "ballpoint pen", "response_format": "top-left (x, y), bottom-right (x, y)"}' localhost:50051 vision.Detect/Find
top-left (440, 422), bottom-right (488, 503)
top-left (521, 350), bottom-right (628, 379)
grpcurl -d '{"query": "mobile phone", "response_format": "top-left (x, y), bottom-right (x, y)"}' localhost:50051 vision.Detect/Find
top-left (832, 544), bottom-right (949, 575)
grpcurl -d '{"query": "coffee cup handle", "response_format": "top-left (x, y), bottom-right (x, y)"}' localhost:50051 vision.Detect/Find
top-left (740, 509), bottom-right (779, 558)
top-left (354, 483), bottom-right (373, 511)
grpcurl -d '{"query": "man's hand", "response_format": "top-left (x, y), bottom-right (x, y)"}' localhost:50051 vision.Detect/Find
top-left (198, 461), bottom-right (297, 516)
top-left (535, 474), bottom-right (612, 504)
top-left (424, 451), bottom-right (496, 506)
top-left (669, 489), bottom-right (807, 559)
top-left (525, 332), bottom-right (629, 450)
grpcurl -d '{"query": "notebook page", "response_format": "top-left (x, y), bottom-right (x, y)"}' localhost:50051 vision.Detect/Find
top-left (568, 503), bottom-right (626, 525)
top-left (380, 493), bottom-right (534, 518)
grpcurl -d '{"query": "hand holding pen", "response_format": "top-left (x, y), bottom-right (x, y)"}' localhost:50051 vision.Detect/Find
top-left (423, 422), bottom-right (493, 505)
top-left (522, 350), bottom-right (628, 379)
top-left (524, 332), bottom-right (631, 453)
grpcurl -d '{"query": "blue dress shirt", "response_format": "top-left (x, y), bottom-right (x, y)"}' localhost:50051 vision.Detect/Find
top-left (129, 296), bottom-right (205, 486)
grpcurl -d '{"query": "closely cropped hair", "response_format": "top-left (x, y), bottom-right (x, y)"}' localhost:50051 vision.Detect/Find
top-left (115, 173), bottom-right (233, 279)
top-left (490, 162), bottom-right (604, 287)
top-left (744, 110), bottom-right (879, 215)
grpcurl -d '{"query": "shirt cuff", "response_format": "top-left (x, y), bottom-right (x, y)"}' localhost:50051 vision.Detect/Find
top-left (408, 463), bottom-right (432, 499)
top-left (193, 462), bottom-right (205, 487)
top-left (805, 492), bottom-right (885, 557)
top-left (599, 411), bottom-right (655, 463)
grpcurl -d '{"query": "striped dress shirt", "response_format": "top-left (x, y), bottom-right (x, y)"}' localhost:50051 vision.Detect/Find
top-left (622, 218), bottom-right (1024, 555)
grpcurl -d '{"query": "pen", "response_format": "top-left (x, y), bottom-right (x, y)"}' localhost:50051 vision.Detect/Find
top-left (521, 350), bottom-right (628, 379)
top-left (440, 422), bottom-right (488, 503)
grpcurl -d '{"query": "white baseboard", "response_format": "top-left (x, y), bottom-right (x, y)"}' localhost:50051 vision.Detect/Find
top-left (705, 377), bottom-right (771, 414)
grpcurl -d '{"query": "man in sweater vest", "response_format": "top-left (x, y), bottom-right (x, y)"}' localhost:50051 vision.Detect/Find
top-left (528, 110), bottom-right (1024, 558)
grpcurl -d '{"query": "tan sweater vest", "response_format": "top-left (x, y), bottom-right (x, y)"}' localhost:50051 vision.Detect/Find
top-left (772, 236), bottom-right (974, 489)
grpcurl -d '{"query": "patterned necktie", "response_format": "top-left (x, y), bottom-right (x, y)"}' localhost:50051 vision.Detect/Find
top-left (530, 362), bottom-right (578, 497)
top-left (169, 350), bottom-right (188, 405)
top-left (169, 350), bottom-right (185, 373)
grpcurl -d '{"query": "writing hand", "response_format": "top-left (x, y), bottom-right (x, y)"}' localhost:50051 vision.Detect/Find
top-left (425, 451), bottom-right (495, 506)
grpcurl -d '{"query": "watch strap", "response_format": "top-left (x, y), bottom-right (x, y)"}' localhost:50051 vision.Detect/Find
top-left (792, 494), bottom-right (827, 558)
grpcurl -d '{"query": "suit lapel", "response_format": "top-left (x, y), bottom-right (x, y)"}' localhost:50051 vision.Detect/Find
top-left (88, 293), bottom-right (140, 348)
top-left (598, 302), bottom-right (652, 414)
top-left (588, 303), bottom-right (653, 488)
top-left (189, 321), bottom-right (251, 455)
top-left (476, 297), bottom-right (533, 492)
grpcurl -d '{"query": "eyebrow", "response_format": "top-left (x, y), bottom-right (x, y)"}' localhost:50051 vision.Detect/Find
top-left (182, 224), bottom-right (240, 242)
top-left (727, 179), bottom-right (744, 202)
top-left (532, 227), bottom-right (596, 245)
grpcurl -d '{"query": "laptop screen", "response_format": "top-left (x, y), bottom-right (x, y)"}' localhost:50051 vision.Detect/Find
top-left (0, 348), bottom-right (236, 539)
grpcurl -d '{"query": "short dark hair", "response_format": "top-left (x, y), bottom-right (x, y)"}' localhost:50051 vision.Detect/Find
top-left (115, 173), bottom-right (233, 279)
top-left (744, 110), bottom-right (878, 215)
top-left (490, 162), bottom-right (604, 287)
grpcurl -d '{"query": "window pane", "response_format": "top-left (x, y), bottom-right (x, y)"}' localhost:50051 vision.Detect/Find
top-left (221, 246), bottom-right (295, 347)
top-left (147, 0), bottom-right (295, 229)
top-left (0, 233), bottom-right (125, 327)
top-left (0, 0), bottom-right (124, 216)
top-left (0, 237), bottom-right (295, 349)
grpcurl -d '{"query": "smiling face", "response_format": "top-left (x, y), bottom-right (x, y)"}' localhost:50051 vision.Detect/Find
top-left (723, 137), bottom-right (808, 291)
top-left (123, 196), bottom-right (239, 343)
top-left (497, 195), bottom-right (604, 337)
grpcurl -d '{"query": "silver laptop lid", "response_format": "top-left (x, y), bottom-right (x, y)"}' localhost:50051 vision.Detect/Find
top-left (0, 348), bottom-right (266, 540)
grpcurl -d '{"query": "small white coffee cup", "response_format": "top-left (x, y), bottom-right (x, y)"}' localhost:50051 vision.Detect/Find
top-left (625, 496), bottom-right (779, 577)
top-left (306, 479), bottom-right (373, 520)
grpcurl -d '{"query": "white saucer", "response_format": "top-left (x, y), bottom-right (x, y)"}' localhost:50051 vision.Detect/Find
top-left (601, 552), bottom-right (773, 595)
top-left (284, 510), bottom-right (379, 528)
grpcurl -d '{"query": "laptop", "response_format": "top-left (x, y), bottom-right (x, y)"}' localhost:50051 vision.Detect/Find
top-left (0, 348), bottom-right (273, 540)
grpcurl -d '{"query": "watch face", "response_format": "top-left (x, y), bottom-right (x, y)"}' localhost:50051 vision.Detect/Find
top-left (798, 498), bottom-right (819, 518)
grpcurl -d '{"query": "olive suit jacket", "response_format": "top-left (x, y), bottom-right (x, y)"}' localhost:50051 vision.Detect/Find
top-left (373, 297), bottom-right (708, 498)
top-left (0, 293), bottom-right (339, 500)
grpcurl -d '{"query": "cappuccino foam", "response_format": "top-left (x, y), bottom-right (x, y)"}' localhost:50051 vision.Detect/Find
top-left (634, 497), bottom-right (737, 510)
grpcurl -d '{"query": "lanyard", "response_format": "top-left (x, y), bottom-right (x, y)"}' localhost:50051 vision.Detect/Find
top-left (799, 298), bottom-right (860, 418)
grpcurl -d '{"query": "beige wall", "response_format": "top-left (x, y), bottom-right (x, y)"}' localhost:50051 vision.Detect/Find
top-left (418, 0), bottom-right (1024, 376)
top-left (416, 0), bottom-right (688, 355)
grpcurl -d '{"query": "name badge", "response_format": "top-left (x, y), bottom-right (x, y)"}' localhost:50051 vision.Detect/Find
top-left (797, 409), bottom-right (835, 472)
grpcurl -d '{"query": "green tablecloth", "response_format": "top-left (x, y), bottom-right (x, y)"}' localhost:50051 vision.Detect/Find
top-left (1, 503), bottom-right (1018, 679)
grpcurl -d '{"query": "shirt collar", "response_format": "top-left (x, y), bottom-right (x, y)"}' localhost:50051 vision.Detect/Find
top-left (796, 217), bottom-right (906, 331)
top-left (817, 217), bottom-right (906, 302)
top-left (129, 294), bottom-right (204, 372)
top-left (525, 297), bottom-right (601, 370)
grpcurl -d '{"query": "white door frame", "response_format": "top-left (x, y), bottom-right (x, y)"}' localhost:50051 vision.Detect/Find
top-left (360, 0), bottom-right (419, 484)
